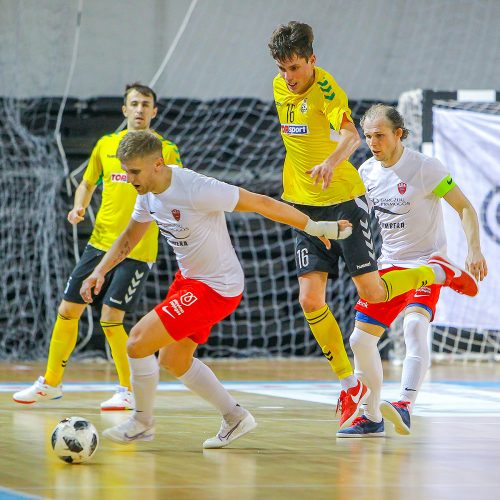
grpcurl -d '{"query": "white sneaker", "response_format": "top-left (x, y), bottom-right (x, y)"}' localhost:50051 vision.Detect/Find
top-left (203, 408), bottom-right (257, 449)
top-left (102, 416), bottom-right (155, 444)
top-left (13, 376), bottom-right (63, 405)
top-left (100, 386), bottom-right (135, 411)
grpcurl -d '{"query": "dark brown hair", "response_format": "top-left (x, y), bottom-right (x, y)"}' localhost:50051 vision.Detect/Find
top-left (268, 21), bottom-right (314, 62)
top-left (123, 82), bottom-right (157, 106)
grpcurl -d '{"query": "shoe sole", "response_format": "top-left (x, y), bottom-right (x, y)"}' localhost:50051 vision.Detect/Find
top-left (380, 401), bottom-right (410, 435)
top-left (13, 395), bottom-right (62, 404)
top-left (100, 407), bottom-right (134, 411)
top-left (429, 255), bottom-right (478, 297)
top-left (203, 417), bottom-right (257, 449)
top-left (336, 431), bottom-right (385, 438)
top-left (338, 387), bottom-right (371, 430)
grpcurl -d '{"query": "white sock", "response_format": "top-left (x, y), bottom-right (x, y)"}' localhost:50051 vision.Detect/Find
top-left (129, 355), bottom-right (159, 426)
top-left (340, 374), bottom-right (359, 391)
top-left (179, 358), bottom-right (239, 417)
top-left (350, 327), bottom-right (383, 422)
top-left (429, 264), bottom-right (446, 284)
top-left (400, 312), bottom-right (430, 410)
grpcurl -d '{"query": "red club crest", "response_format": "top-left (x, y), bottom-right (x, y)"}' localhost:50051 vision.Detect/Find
top-left (171, 209), bottom-right (181, 221)
top-left (398, 182), bottom-right (407, 194)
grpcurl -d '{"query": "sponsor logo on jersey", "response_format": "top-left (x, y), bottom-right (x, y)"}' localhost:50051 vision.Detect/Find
top-left (381, 221), bottom-right (405, 229)
top-left (357, 299), bottom-right (369, 308)
top-left (414, 285), bottom-right (432, 297)
top-left (300, 99), bottom-right (308, 114)
top-left (281, 124), bottom-right (309, 135)
top-left (111, 173), bottom-right (128, 183)
top-left (172, 209), bottom-right (181, 221)
top-left (398, 182), bottom-right (407, 194)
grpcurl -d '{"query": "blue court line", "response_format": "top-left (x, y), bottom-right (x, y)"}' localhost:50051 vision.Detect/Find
top-left (0, 488), bottom-right (43, 500)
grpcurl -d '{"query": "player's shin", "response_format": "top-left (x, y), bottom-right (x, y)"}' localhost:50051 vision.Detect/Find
top-left (304, 305), bottom-right (353, 380)
top-left (381, 266), bottom-right (435, 301)
top-left (44, 314), bottom-right (79, 387)
top-left (129, 355), bottom-right (159, 426)
top-left (101, 321), bottom-right (131, 389)
top-left (350, 327), bottom-right (383, 422)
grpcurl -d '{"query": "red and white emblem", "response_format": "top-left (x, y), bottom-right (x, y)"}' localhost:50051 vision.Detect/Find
top-left (171, 209), bottom-right (181, 221)
top-left (397, 182), bottom-right (407, 194)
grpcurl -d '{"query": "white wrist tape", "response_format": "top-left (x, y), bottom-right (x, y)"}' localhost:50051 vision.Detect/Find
top-left (304, 219), bottom-right (352, 240)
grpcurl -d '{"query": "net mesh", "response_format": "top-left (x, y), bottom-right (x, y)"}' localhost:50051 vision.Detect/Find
top-left (0, 95), bottom-right (388, 361)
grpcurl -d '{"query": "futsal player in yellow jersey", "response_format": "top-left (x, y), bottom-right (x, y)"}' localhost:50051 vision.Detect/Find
top-left (13, 83), bottom-right (182, 410)
top-left (269, 22), bottom-right (462, 429)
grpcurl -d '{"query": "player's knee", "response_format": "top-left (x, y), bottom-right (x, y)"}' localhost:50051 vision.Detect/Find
top-left (57, 301), bottom-right (83, 320)
top-left (298, 292), bottom-right (324, 313)
top-left (126, 326), bottom-right (146, 358)
top-left (356, 286), bottom-right (385, 304)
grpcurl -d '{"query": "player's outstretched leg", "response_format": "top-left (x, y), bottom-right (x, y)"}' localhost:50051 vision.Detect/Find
top-left (428, 254), bottom-right (478, 296)
top-left (380, 400), bottom-right (411, 435)
top-left (203, 405), bottom-right (257, 449)
top-left (13, 376), bottom-right (63, 404)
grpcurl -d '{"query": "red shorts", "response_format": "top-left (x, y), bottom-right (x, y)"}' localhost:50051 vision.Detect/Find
top-left (154, 271), bottom-right (242, 344)
top-left (354, 266), bottom-right (442, 328)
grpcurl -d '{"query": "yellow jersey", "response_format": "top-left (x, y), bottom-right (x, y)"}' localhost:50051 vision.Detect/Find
top-left (83, 129), bottom-right (182, 262)
top-left (273, 66), bottom-right (365, 206)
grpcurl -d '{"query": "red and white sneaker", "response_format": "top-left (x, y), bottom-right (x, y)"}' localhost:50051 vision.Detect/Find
top-left (428, 253), bottom-right (478, 297)
top-left (336, 380), bottom-right (370, 430)
top-left (13, 376), bottom-right (62, 404)
top-left (100, 386), bottom-right (135, 411)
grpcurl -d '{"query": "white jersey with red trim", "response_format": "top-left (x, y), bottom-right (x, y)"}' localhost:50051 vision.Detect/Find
top-left (132, 167), bottom-right (244, 297)
top-left (359, 148), bottom-right (452, 268)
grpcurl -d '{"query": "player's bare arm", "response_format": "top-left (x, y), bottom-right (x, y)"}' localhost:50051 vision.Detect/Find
top-left (443, 186), bottom-right (488, 281)
top-left (234, 188), bottom-right (352, 249)
top-left (67, 179), bottom-right (96, 224)
top-left (80, 219), bottom-right (152, 302)
top-left (306, 115), bottom-right (362, 190)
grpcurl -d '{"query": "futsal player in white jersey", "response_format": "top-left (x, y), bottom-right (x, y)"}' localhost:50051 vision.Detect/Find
top-left (337, 104), bottom-right (487, 437)
top-left (79, 130), bottom-right (353, 448)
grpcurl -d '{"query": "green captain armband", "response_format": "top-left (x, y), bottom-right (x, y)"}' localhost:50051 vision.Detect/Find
top-left (432, 175), bottom-right (456, 197)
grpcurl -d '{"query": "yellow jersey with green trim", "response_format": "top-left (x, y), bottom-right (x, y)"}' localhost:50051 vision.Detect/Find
top-left (273, 66), bottom-right (365, 206)
top-left (83, 129), bottom-right (182, 262)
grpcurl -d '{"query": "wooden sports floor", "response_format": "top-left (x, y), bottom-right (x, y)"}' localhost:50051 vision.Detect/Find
top-left (1, 359), bottom-right (499, 500)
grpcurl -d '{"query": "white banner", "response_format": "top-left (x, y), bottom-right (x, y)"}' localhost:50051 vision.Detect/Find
top-left (432, 107), bottom-right (500, 329)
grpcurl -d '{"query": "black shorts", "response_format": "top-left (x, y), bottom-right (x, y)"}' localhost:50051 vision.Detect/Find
top-left (293, 196), bottom-right (378, 279)
top-left (63, 244), bottom-right (152, 312)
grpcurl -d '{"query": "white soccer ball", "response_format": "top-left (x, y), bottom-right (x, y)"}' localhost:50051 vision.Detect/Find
top-left (51, 417), bottom-right (99, 464)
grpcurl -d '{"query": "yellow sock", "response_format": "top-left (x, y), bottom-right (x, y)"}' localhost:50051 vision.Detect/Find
top-left (381, 265), bottom-right (435, 301)
top-left (100, 321), bottom-right (131, 390)
top-left (44, 313), bottom-right (79, 387)
top-left (304, 305), bottom-right (353, 380)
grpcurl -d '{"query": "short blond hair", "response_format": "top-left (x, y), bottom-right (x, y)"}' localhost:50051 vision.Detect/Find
top-left (116, 130), bottom-right (162, 163)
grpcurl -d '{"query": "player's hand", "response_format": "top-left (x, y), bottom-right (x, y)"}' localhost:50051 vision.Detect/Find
top-left (68, 207), bottom-right (85, 225)
top-left (304, 219), bottom-right (353, 247)
top-left (80, 271), bottom-right (106, 303)
top-left (306, 160), bottom-right (334, 190)
top-left (466, 249), bottom-right (488, 281)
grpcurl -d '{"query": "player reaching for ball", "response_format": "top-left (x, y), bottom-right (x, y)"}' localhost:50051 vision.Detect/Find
top-left (79, 130), bottom-right (352, 448)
